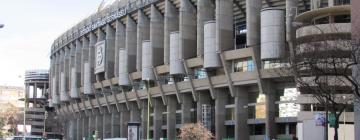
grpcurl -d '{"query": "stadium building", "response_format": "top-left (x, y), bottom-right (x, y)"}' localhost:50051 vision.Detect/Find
top-left (48, 0), bottom-right (355, 139)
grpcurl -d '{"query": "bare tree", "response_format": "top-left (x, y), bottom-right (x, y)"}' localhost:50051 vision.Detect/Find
top-left (178, 122), bottom-right (213, 140)
top-left (291, 23), bottom-right (357, 140)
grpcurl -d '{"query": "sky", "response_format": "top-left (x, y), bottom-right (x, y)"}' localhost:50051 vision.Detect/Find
top-left (0, 0), bottom-right (102, 87)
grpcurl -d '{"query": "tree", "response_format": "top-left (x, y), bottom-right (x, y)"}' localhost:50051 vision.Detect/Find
top-left (291, 23), bottom-right (357, 140)
top-left (0, 103), bottom-right (20, 137)
top-left (178, 122), bottom-right (213, 140)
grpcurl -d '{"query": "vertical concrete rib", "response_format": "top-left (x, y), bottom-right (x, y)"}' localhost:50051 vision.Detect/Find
top-left (84, 33), bottom-right (97, 95)
top-left (105, 24), bottom-right (116, 79)
top-left (216, 0), bottom-right (234, 52)
top-left (181, 94), bottom-right (193, 124)
top-left (69, 43), bottom-right (76, 98)
top-left (142, 41), bottom-right (155, 80)
top-left (88, 114), bottom-right (96, 137)
top-left (103, 111), bottom-right (112, 138)
top-left (53, 54), bottom-right (60, 104)
top-left (153, 98), bottom-right (165, 140)
top-left (81, 37), bottom-right (89, 87)
top-left (204, 21), bottom-right (222, 68)
top-left (137, 10), bottom-right (150, 71)
top-left (167, 96), bottom-right (177, 140)
top-left (71, 40), bottom-right (82, 98)
top-left (246, 0), bottom-right (262, 47)
top-left (111, 109), bottom-right (120, 138)
top-left (120, 108), bottom-right (130, 138)
top-left (150, 5), bottom-right (164, 67)
top-left (263, 81), bottom-right (277, 139)
top-left (170, 32), bottom-right (185, 75)
top-left (179, 0), bottom-right (197, 60)
top-left (164, 0), bottom-right (179, 64)
top-left (76, 117), bottom-right (83, 140)
top-left (95, 111), bottom-right (104, 139)
top-left (235, 87), bottom-right (249, 140)
top-left (82, 115), bottom-right (89, 139)
top-left (286, 0), bottom-right (298, 58)
top-left (61, 48), bottom-right (71, 102)
top-left (140, 100), bottom-right (148, 139)
top-left (197, 0), bottom-right (215, 56)
top-left (215, 89), bottom-right (227, 140)
top-left (130, 102), bottom-right (141, 122)
top-left (114, 20), bottom-right (126, 77)
top-left (119, 16), bottom-right (137, 86)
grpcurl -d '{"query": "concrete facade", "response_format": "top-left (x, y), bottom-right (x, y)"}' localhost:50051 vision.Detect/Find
top-left (48, 0), bottom-right (354, 140)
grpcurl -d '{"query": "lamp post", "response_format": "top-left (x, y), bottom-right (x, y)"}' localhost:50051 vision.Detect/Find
top-left (145, 78), bottom-right (153, 140)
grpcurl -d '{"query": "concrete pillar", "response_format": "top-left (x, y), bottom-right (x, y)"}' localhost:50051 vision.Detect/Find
top-left (70, 119), bottom-right (77, 140)
top-left (130, 102), bottom-right (141, 122)
top-left (197, 0), bottom-right (215, 57)
top-left (215, 0), bottom-right (233, 51)
top-left (286, 0), bottom-right (298, 58)
top-left (88, 114), bottom-right (96, 138)
top-left (167, 96), bottom-right (177, 140)
top-left (215, 89), bottom-right (228, 140)
top-left (111, 110), bottom-right (120, 138)
top-left (95, 112), bottom-right (104, 139)
top-left (153, 98), bottom-right (165, 140)
top-left (164, 0), bottom-right (179, 64)
top-left (150, 5), bottom-right (164, 67)
top-left (84, 32), bottom-right (97, 94)
top-left (181, 94), bottom-right (193, 124)
top-left (53, 53), bottom-right (60, 104)
top-left (120, 107), bottom-right (130, 137)
top-left (71, 40), bottom-right (82, 98)
top-left (141, 100), bottom-right (149, 139)
top-left (103, 111), bottom-right (112, 138)
top-left (246, 0), bottom-right (262, 47)
top-left (76, 116), bottom-right (83, 140)
top-left (179, 0), bottom-right (197, 59)
top-left (61, 48), bottom-right (71, 102)
top-left (25, 84), bottom-right (29, 99)
top-left (82, 115), bottom-right (89, 139)
top-left (263, 81), bottom-right (277, 140)
top-left (119, 16), bottom-right (137, 86)
top-left (136, 10), bottom-right (150, 71)
top-left (235, 87), bottom-right (249, 140)
top-left (105, 24), bottom-right (116, 79)
top-left (81, 37), bottom-right (89, 86)
top-left (197, 92), bottom-right (211, 122)
top-left (69, 43), bottom-right (76, 97)
top-left (33, 83), bottom-right (37, 98)
top-left (114, 20), bottom-right (126, 77)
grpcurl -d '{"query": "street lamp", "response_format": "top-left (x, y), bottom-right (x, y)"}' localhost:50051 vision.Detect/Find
top-left (145, 78), bottom-right (151, 140)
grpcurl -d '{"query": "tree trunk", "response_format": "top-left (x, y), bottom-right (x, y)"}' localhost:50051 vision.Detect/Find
top-left (334, 115), bottom-right (340, 140)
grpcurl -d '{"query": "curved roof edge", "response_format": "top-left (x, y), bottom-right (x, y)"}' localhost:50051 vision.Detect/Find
top-left (51, 0), bottom-right (160, 56)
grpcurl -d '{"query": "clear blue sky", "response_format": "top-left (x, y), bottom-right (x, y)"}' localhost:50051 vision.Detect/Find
top-left (0, 0), bottom-right (102, 86)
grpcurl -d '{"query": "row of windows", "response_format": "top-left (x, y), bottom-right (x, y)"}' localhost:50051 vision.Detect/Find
top-left (233, 58), bottom-right (254, 72)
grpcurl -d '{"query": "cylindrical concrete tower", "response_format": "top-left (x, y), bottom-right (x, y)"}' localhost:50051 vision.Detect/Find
top-left (261, 8), bottom-right (286, 60)
top-left (204, 21), bottom-right (221, 68)
top-left (170, 31), bottom-right (185, 75)
top-left (142, 40), bottom-right (155, 80)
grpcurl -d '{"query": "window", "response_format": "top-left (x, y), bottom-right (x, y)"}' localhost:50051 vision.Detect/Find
top-left (263, 60), bottom-right (289, 69)
top-left (194, 68), bottom-right (207, 79)
top-left (233, 58), bottom-right (254, 72)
